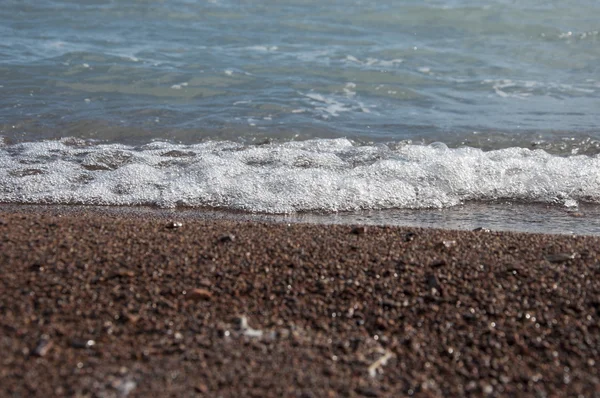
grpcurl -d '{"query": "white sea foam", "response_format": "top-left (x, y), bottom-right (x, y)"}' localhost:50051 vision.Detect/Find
top-left (246, 45), bottom-right (278, 52)
top-left (303, 93), bottom-right (352, 118)
top-left (483, 79), bottom-right (596, 99)
top-left (302, 89), bottom-right (374, 118)
top-left (1, 138), bottom-right (598, 213)
top-left (345, 55), bottom-right (403, 68)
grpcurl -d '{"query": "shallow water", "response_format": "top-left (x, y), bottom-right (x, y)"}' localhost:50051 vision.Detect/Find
top-left (2, 0), bottom-right (600, 145)
top-left (2, 202), bottom-right (598, 236)
top-left (1, 0), bottom-right (599, 232)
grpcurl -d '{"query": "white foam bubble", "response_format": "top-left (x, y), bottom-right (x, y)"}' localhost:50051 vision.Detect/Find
top-left (1, 139), bottom-right (599, 213)
top-left (343, 82), bottom-right (357, 97)
top-left (302, 89), bottom-right (374, 118)
top-left (345, 55), bottom-right (403, 68)
top-left (247, 45), bottom-right (278, 52)
top-left (484, 79), bottom-right (596, 99)
top-left (303, 93), bottom-right (351, 117)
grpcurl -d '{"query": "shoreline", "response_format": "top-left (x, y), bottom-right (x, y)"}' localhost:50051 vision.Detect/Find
top-left (1, 206), bottom-right (599, 396)
top-left (1, 202), bottom-right (599, 236)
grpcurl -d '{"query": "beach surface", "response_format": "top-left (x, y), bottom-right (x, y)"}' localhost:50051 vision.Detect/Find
top-left (1, 205), bottom-right (599, 397)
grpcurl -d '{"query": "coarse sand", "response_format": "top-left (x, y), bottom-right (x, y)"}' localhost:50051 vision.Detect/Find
top-left (0, 206), bottom-right (599, 397)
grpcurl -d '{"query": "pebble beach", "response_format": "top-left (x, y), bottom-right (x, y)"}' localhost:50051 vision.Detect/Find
top-left (3, 1), bottom-right (600, 396)
top-left (1, 206), bottom-right (599, 397)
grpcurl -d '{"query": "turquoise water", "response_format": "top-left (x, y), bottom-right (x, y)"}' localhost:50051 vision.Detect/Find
top-left (1, 1), bottom-right (600, 232)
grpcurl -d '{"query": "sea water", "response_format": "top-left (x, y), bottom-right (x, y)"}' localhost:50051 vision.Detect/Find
top-left (1, 0), bottom-right (600, 234)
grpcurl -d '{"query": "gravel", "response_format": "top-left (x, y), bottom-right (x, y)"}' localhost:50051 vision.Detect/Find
top-left (0, 208), bottom-right (599, 397)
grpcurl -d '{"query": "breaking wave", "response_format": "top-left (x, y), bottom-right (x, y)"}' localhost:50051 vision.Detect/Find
top-left (1, 138), bottom-right (599, 213)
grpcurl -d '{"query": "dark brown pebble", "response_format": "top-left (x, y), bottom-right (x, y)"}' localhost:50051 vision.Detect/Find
top-left (382, 300), bottom-right (402, 309)
top-left (123, 313), bottom-right (140, 324)
top-left (426, 273), bottom-right (441, 291)
top-left (463, 312), bottom-right (477, 321)
top-left (70, 339), bottom-right (96, 349)
top-left (108, 269), bottom-right (135, 279)
top-left (29, 263), bottom-right (45, 272)
top-left (218, 234), bottom-right (235, 242)
top-left (165, 221), bottom-right (183, 229)
top-left (429, 259), bottom-right (446, 268)
top-left (545, 253), bottom-right (576, 263)
top-left (351, 226), bottom-right (367, 235)
top-left (404, 232), bottom-right (416, 242)
top-left (355, 386), bottom-right (379, 397)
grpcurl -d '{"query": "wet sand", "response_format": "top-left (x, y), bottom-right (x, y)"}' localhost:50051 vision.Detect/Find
top-left (0, 206), bottom-right (599, 397)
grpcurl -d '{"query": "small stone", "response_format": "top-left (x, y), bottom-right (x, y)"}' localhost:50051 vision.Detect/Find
top-left (195, 383), bottom-right (208, 393)
top-left (429, 259), bottom-right (446, 268)
top-left (404, 232), bottom-right (416, 242)
top-left (123, 313), bottom-right (140, 324)
top-left (198, 278), bottom-right (212, 287)
top-left (465, 381), bottom-right (477, 391)
top-left (112, 377), bottom-right (137, 397)
top-left (235, 315), bottom-right (264, 338)
top-left (482, 383), bottom-right (493, 394)
top-left (442, 240), bottom-right (456, 248)
top-left (351, 226), bottom-right (367, 235)
top-left (425, 273), bottom-right (440, 291)
top-left (382, 300), bottom-right (402, 309)
top-left (508, 265), bottom-right (528, 278)
top-left (165, 221), bottom-right (183, 229)
top-left (218, 234), bottom-right (235, 243)
top-left (32, 337), bottom-right (53, 357)
top-left (355, 386), bottom-right (379, 397)
top-left (473, 227), bottom-right (491, 232)
top-left (29, 263), bottom-right (45, 272)
top-left (71, 339), bottom-right (96, 349)
top-left (108, 269), bottom-right (135, 279)
top-left (545, 253), bottom-right (576, 263)
top-left (187, 288), bottom-right (212, 301)
top-left (499, 375), bottom-right (511, 384)
top-left (375, 317), bottom-right (387, 330)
